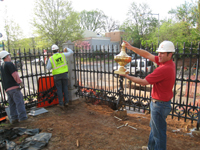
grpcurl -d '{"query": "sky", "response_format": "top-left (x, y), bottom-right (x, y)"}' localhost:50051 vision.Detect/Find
top-left (0, 0), bottom-right (191, 41)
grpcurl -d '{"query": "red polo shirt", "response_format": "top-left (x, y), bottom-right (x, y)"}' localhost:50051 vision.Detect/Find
top-left (145, 56), bottom-right (176, 102)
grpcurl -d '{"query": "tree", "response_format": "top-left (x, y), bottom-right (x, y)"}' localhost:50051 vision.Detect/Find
top-left (103, 17), bottom-right (120, 33)
top-left (79, 9), bottom-right (107, 34)
top-left (32, 0), bottom-right (83, 48)
top-left (120, 2), bottom-right (158, 47)
top-left (34, 36), bottom-right (52, 50)
top-left (120, 21), bottom-right (139, 47)
top-left (156, 20), bottom-right (199, 52)
top-left (196, 0), bottom-right (200, 30)
top-left (163, 0), bottom-right (200, 50)
top-left (168, 1), bottom-right (198, 26)
top-left (4, 19), bottom-right (24, 51)
top-left (74, 41), bottom-right (90, 51)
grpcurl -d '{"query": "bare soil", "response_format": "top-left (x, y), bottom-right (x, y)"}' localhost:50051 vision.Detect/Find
top-left (1, 99), bottom-right (200, 150)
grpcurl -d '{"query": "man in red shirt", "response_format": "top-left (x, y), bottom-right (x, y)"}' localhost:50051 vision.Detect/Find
top-left (120, 41), bottom-right (176, 150)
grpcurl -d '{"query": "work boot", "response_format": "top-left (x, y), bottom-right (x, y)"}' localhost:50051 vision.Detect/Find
top-left (19, 119), bottom-right (29, 123)
top-left (11, 119), bottom-right (19, 124)
top-left (142, 146), bottom-right (149, 150)
top-left (57, 104), bottom-right (64, 109)
top-left (64, 103), bottom-right (69, 107)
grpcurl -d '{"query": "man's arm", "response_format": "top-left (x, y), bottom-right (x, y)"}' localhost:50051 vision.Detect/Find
top-left (7, 62), bottom-right (22, 84)
top-left (46, 59), bottom-right (52, 71)
top-left (120, 74), bottom-right (149, 86)
top-left (123, 41), bottom-right (155, 63)
top-left (12, 72), bottom-right (22, 84)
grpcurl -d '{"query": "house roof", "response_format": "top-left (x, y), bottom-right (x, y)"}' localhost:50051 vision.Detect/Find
top-left (83, 30), bottom-right (101, 38)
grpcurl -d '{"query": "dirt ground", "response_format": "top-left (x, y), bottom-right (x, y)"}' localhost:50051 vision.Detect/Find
top-left (1, 99), bottom-right (200, 150)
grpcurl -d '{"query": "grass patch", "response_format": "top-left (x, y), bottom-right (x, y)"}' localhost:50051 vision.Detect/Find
top-left (0, 122), bottom-right (11, 128)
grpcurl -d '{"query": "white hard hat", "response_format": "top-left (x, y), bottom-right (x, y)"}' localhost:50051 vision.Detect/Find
top-left (0, 51), bottom-right (10, 59)
top-left (51, 44), bottom-right (59, 51)
top-left (156, 41), bottom-right (175, 52)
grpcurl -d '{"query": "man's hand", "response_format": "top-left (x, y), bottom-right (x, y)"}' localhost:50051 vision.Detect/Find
top-left (123, 41), bottom-right (133, 50)
top-left (119, 74), bottom-right (129, 79)
top-left (19, 82), bottom-right (24, 88)
top-left (119, 74), bottom-right (126, 77)
top-left (64, 48), bottom-right (68, 52)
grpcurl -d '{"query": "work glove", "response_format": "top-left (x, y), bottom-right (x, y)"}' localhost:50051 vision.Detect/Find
top-left (19, 82), bottom-right (24, 89)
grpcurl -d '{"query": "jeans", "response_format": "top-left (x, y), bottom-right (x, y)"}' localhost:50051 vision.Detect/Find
top-left (148, 100), bottom-right (171, 150)
top-left (54, 72), bottom-right (69, 106)
top-left (6, 88), bottom-right (27, 121)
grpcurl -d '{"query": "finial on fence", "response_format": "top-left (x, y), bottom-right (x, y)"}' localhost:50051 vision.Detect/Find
top-left (114, 42), bottom-right (131, 74)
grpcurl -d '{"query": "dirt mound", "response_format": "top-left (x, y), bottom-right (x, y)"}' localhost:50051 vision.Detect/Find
top-left (1, 99), bottom-right (200, 150)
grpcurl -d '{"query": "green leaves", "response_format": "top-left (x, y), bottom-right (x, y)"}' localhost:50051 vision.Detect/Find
top-left (121, 1), bottom-right (200, 51)
top-left (79, 9), bottom-right (119, 34)
top-left (120, 2), bottom-right (158, 48)
top-left (32, 0), bottom-right (83, 48)
top-left (79, 9), bottom-right (107, 34)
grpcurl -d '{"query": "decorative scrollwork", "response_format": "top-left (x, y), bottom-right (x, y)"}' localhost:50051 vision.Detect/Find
top-left (188, 107), bottom-right (199, 119)
top-left (174, 105), bottom-right (185, 116)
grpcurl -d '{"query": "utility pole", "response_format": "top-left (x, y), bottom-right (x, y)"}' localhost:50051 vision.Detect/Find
top-left (198, 0), bottom-right (200, 31)
top-left (2, 41), bottom-right (4, 50)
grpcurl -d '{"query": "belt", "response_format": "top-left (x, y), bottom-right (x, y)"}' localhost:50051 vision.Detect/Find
top-left (152, 99), bottom-right (166, 103)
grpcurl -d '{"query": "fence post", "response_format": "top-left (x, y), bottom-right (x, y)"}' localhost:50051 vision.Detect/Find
top-left (63, 41), bottom-right (79, 102)
top-left (197, 111), bottom-right (200, 130)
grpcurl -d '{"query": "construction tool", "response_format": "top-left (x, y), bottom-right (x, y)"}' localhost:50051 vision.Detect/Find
top-left (114, 116), bottom-right (122, 121)
top-left (117, 122), bottom-right (137, 130)
top-left (117, 122), bottom-right (128, 129)
top-left (128, 125), bottom-right (137, 130)
top-left (117, 124), bottom-right (125, 129)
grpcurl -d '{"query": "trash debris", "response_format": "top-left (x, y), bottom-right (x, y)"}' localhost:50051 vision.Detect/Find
top-left (114, 116), bottom-right (122, 121)
top-left (15, 132), bottom-right (52, 150)
top-left (28, 107), bottom-right (48, 116)
top-left (117, 123), bottom-right (128, 129)
top-left (117, 122), bottom-right (137, 130)
top-left (77, 139), bottom-right (79, 147)
top-left (172, 128), bottom-right (200, 137)
top-left (186, 128), bottom-right (196, 137)
top-left (191, 128), bottom-right (200, 137)
top-left (0, 127), bottom-right (51, 150)
top-left (117, 124), bottom-right (125, 129)
top-left (172, 129), bottom-right (181, 133)
top-left (128, 125), bottom-right (137, 130)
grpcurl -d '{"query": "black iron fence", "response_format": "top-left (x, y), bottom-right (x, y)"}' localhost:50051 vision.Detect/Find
top-left (74, 43), bottom-right (200, 124)
top-left (0, 42), bottom-right (200, 125)
top-left (0, 48), bottom-right (54, 118)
